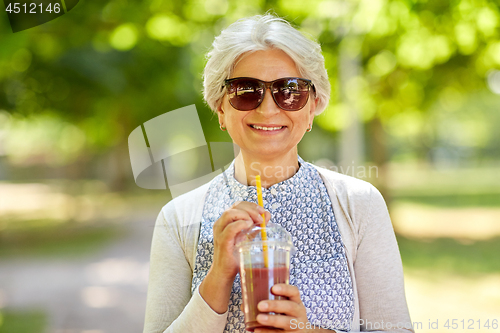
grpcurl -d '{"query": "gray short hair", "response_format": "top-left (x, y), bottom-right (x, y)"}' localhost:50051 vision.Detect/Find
top-left (203, 14), bottom-right (330, 115)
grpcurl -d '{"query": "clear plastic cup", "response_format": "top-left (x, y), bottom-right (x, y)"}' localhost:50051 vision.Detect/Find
top-left (235, 222), bottom-right (296, 332)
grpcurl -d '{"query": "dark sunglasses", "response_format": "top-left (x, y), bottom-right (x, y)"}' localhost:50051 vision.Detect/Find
top-left (223, 77), bottom-right (315, 111)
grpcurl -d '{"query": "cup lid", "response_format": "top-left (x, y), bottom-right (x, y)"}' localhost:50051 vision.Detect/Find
top-left (235, 222), bottom-right (296, 253)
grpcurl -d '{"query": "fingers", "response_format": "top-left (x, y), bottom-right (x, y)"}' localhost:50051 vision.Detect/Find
top-left (213, 201), bottom-right (268, 236)
top-left (255, 285), bottom-right (307, 331)
top-left (232, 201), bottom-right (267, 224)
top-left (255, 313), bottom-right (296, 331)
top-left (213, 209), bottom-right (254, 236)
top-left (258, 299), bottom-right (298, 317)
top-left (263, 210), bottom-right (271, 224)
top-left (257, 289), bottom-right (302, 319)
top-left (222, 209), bottom-right (269, 243)
top-left (271, 284), bottom-right (303, 305)
top-left (221, 219), bottom-right (253, 242)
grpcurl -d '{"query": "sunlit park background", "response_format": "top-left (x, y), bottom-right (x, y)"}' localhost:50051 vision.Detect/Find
top-left (1, 0), bottom-right (500, 332)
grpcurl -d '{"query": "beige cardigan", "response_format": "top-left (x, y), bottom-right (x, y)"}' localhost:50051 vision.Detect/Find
top-left (143, 165), bottom-right (414, 333)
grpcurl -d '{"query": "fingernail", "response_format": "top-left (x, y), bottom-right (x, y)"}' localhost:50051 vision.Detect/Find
top-left (246, 220), bottom-right (253, 227)
top-left (258, 301), bottom-right (268, 311)
top-left (273, 285), bottom-right (281, 292)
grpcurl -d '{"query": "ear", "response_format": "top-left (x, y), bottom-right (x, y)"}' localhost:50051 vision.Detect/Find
top-left (309, 97), bottom-right (319, 118)
top-left (217, 99), bottom-right (225, 125)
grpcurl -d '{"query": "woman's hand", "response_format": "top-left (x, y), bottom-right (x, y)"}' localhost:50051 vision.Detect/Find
top-left (200, 201), bottom-right (270, 314)
top-left (254, 284), bottom-right (317, 333)
top-left (211, 201), bottom-right (270, 279)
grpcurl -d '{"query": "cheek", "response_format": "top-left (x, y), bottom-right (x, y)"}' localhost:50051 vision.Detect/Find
top-left (293, 114), bottom-right (310, 129)
top-left (225, 111), bottom-right (247, 133)
top-left (226, 112), bottom-right (241, 125)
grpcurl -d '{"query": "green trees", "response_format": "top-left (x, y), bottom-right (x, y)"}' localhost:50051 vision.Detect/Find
top-left (1, 0), bottom-right (499, 186)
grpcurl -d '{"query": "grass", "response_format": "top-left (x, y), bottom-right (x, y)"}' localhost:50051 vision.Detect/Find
top-left (0, 219), bottom-right (124, 258)
top-left (0, 309), bottom-right (47, 333)
top-left (394, 192), bottom-right (500, 208)
top-left (387, 163), bottom-right (500, 208)
top-left (397, 235), bottom-right (500, 275)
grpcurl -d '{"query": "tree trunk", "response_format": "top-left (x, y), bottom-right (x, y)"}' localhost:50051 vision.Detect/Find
top-left (369, 116), bottom-right (391, 207)
top-left (338, 38), bottom-right (365, 173)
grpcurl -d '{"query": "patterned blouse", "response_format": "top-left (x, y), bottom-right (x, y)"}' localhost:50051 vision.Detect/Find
top-left (191, 157), bottom-right (354, 332)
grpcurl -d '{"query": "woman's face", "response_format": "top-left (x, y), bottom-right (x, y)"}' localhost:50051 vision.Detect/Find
top-left (218, 49), bottom-right (317, 162)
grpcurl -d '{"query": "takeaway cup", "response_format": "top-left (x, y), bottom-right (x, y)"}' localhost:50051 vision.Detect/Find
top-left (235, 222), bottom-right (296, 332)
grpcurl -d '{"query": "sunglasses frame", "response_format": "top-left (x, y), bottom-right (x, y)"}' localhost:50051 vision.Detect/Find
top-left (222, 77), bottom-right (316, 111)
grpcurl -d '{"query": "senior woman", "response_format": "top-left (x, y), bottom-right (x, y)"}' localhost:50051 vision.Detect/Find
top-left (143, 14), bottom-right (413, 333)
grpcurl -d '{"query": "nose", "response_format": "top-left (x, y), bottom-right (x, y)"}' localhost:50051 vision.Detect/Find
top-left (256, 87), bottom-right (280, 116)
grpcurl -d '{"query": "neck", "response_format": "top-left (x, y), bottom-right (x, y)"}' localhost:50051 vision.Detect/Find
top-left (234, 149), bottom-right (299, 189)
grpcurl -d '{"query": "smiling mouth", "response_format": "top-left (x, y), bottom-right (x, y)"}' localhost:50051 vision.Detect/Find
top-left (250, 125), bottom-right (285, 131)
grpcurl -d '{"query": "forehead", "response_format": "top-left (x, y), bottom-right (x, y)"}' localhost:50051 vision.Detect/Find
top-left (231, 49), bottom-right (300, 80)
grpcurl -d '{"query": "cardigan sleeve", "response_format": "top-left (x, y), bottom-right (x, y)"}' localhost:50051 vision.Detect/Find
top-left (352, 185), bottom-right (414, 332)
top-left (142, 204), bottom-right (228, 333)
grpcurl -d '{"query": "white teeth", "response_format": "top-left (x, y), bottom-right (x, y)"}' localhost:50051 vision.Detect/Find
top-left (252, 125), bottom-right (283, 131)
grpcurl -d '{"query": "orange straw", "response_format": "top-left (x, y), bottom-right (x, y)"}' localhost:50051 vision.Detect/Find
top-left (255, 175), bottom-right (269, 268)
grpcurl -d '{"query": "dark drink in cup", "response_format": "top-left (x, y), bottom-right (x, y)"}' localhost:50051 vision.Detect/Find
top-left (235, 222), bottom-right (295, 332)
top-left (241, 265), bottom-right (290, 331)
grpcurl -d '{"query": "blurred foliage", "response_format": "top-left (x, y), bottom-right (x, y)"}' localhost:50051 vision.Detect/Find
top-left (0, 0), bottom-right (499, 170)
top-left (398, 235), bottom-right (500, 275)
top-left (396, 191), bottom-right (500, 207)
top-left (0, 308), bottom-right (47, 333)
top-left (0, 220), bottom-right (123, 258)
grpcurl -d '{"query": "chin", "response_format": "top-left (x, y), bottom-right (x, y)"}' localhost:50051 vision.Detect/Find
top-left (248, 145), bottom-right (295, 159)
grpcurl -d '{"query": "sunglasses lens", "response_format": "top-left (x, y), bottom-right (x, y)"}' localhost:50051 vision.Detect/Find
top-left (226, 79), bottom-right (264, 111)
top-left (272, 78), bottom-right (310, 111)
